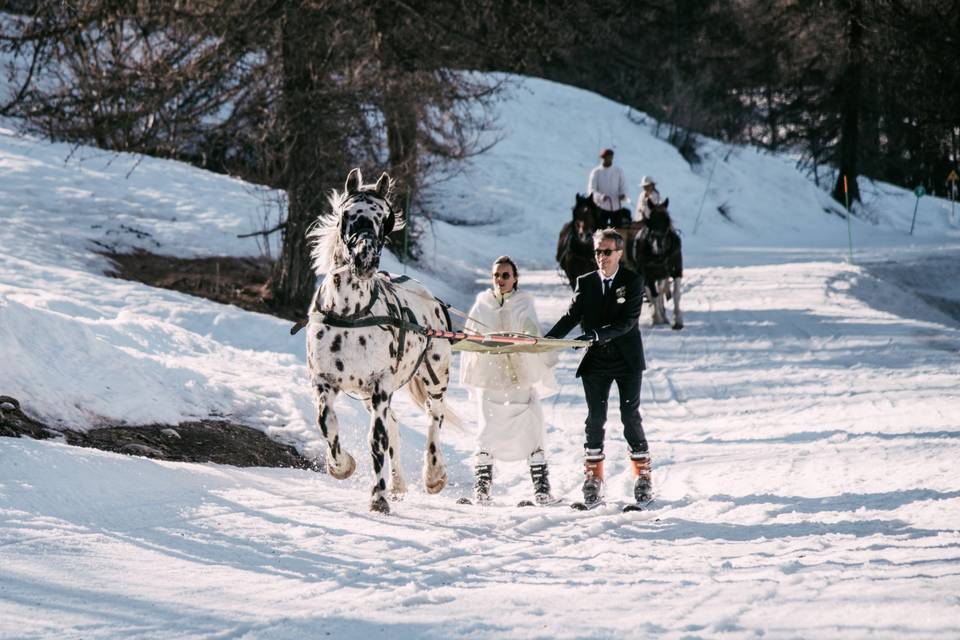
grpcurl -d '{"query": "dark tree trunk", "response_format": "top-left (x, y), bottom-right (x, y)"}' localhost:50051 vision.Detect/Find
top-left (269, 5), bottom-right (349, 311)
top-left (383, 85), bottom-right (418, 255)
top-left (832, 0), bottom-right (863, 207)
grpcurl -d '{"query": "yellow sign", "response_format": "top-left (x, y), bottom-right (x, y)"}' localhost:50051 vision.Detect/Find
top-left (949, 169), bottom-right (959, 182)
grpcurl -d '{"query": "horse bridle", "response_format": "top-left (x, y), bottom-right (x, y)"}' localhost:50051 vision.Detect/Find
top-left (340, 190), bottom-right (398, 252)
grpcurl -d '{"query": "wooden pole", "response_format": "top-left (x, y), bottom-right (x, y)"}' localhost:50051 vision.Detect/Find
top-left (844, 175), bottom-right (853, 263)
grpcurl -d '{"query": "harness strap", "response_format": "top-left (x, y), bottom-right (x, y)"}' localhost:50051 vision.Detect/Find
top-left (290, 275), bottom-right (442, 387)
top-left (289, 279), bottom-right (381, 335)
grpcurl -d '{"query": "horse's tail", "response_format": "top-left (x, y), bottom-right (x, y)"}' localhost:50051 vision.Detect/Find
top-left (406, 376), bottom-right (465, 431)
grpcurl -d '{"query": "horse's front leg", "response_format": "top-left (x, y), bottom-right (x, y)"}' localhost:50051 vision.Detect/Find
top-left (652, 280), bottom-right (668, 325)
top-left (671, 277), bottom-right (684, 330)
top-left (313, 383), bottom-right (355, 479)
top-left (367, 384), bottom-right (392, 513)
top-left (363, 397), bottom-right (405, 502)
top-left (420, 376), bottom-right (448, 495)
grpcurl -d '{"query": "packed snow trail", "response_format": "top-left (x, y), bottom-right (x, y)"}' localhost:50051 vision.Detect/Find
top-left (4, 261), bottom-right (960, 639)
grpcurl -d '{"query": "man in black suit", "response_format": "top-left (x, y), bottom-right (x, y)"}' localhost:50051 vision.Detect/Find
top-left (546, 228), bottom-right (652, 507)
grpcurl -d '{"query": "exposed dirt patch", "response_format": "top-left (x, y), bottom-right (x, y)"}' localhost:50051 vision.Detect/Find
top-left (99, 249), bottom-right (303, 321)
top-left (1, 395), bottom-right (322, 471)
top-left (3, 252), bottom-right (319, 469)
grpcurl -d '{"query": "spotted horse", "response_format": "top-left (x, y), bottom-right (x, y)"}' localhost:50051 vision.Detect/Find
top-left (303, 168), bottom-right (459, 513)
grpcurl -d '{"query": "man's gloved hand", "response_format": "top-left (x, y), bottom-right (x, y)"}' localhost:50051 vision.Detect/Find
top-left (573, 333), bottom-right (595, 348)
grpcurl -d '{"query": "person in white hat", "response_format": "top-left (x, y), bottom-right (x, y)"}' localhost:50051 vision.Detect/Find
top-left (587, 148), bottom-right (628, 214)
top-left (635, 175), bottom-right (662, 221)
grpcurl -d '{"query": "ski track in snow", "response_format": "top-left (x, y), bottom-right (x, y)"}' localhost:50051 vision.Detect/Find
top-left (3, 264), bottom-right (960, 639)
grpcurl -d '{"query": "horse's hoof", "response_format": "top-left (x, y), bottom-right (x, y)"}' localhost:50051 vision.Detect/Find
top-left (328, 452), bottom-right (356, 480)
top-left (389, 481), bottom-right (407, 500)
top-left (424, 469), bottom-right (448, 494)
top-left (672, 322), bottom-right (684, 331)
top-left (370, 496), bottom-right (390, 514)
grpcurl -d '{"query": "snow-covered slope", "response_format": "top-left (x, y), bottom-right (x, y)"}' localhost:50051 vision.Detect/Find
top-left (2, 77), bottom-right (960, 638)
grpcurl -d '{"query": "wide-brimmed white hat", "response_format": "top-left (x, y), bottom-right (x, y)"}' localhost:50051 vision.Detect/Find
top-left (640, 175), bottom-right (656, 187)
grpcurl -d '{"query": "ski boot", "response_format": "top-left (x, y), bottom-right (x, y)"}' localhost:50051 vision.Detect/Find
top-left (473, 463), bottom-right (493, 505)
top-left (529, 463), bottom-right (557, 506)
top-left (630, 451), bottom-right (653, 504)
top-left (572, 449), bottom-right (605, 510)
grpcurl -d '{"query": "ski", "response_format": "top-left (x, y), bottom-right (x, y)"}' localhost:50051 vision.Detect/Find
top-left (570, 500), bottom-right (606, 511)
top-left (622, 498), bottom-right (654, 513)
top-left (517, 496), bottom-right (564, 507)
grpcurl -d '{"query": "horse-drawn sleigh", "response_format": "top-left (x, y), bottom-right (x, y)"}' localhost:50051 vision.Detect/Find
top-left (557, 194), bottom-right (684, 330)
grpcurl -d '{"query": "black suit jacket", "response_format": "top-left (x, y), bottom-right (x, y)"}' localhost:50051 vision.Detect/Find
top-left (546, 267), bottom-right (646, 376)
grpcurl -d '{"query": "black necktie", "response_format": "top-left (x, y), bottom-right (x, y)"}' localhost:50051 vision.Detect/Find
top-left (603, 278), bottom-right (612, 296)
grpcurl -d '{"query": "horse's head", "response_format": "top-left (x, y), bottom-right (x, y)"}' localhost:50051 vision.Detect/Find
top-left (572, 193), bottom-right (598, 238)
top-left (646, 198), bottom-right (671, 233)
top-left (309, 168), bottom-right (405, 278)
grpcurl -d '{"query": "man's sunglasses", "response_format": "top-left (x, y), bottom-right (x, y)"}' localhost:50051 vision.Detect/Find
top-left (492, 271), bottom-right (514, 279)
top-left (594, 248), bottom-right (618, 256)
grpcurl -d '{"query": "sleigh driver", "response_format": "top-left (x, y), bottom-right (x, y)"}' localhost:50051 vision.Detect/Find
top-left (587, 148), bottom-right (631, 228)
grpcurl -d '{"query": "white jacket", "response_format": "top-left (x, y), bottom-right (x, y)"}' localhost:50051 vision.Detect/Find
top-left (635, 188), bottom-right (662, 220)
top-left (587, 164), bottom-right (627, 212)
top-left (459, 289), bottom-right (557, 395)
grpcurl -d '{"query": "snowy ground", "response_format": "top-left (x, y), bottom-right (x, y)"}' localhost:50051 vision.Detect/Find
top-left (2, 76), bottom-right (960, 638)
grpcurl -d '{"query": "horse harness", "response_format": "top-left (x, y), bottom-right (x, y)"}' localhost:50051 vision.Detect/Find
top-left (291, 273), bottom-right (444, 387)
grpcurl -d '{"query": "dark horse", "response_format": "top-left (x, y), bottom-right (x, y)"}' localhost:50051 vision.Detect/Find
top-left (556, 194), bottom-right (632, 288)
top-left (634, 199), bottom-right (683, 329)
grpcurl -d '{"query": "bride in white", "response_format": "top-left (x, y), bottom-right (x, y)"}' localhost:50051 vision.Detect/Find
top-left (459, 256), bottom-right (558, 505)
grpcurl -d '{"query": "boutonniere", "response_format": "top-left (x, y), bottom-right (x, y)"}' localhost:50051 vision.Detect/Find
top-left (615, 286), bottom-right (627, 304)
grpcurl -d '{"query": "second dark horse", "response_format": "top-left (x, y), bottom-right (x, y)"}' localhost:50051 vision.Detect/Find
top-left (556, 194), bottom-right (632, 288)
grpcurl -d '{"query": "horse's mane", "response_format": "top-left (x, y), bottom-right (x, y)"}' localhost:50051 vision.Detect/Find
top-left (307, 177), bottom-right (399, 276)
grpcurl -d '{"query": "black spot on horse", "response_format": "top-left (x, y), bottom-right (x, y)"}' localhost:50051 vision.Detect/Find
top-left (431, 353), bottom-right (441, 362)
top-left (434, 308), bottom-right (441, 318)
top-left (335, 359), bottom-right (344, 371)
top-left (388, 343), bottom-right (396, 358)
top-left (319, 406), bottom-right (330, 437)
top-left (429, 442), bottom-right (436, 454)
top-left (359, 336), bottom-right (366, 346)
top-left (316, 330), bottom-right (324, 339)
top-left (333, 274), bottom-right (341, 287)
top-left (331, 334), bottom-right (342, 352)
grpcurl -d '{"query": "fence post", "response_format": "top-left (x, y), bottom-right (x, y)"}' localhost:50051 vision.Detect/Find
top-left (844, 175), bottom-right (853, 263)
top-left (692, 151), bottom-right (721, 235)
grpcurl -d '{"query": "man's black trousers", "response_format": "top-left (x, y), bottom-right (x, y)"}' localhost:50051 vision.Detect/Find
top-left (581, 370), bottom-right (648, 454)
